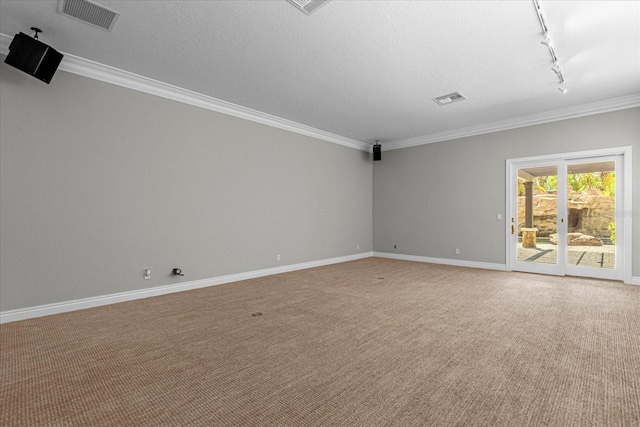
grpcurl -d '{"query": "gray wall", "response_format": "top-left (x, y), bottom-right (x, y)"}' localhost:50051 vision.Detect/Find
top-left (373, 108), bottom-right (640, 276)
top-left (2, 62), bottom-right (637, 314)
top-left (0, 66), bottom-right (373, 311)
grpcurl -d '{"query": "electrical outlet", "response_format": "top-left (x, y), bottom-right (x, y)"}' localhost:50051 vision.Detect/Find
top-left (277, 254), bottom-right (280, 261)
top-left (144, 269), bottom-right (151, 280)
top-left (455, 248), bottom-right (460, 255)
top-left (357, 244), bottom-right (360, 250)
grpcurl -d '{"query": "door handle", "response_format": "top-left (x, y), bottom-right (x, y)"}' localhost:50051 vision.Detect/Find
top-left (511, 225), bottom-right (515, 234)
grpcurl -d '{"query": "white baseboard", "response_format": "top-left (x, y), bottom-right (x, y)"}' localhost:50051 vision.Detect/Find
top-left (374, 252), bottom-right (640, 286)
top-left (2, 252), bottom-right (633, 323)
top-left (0, 252), bottom-right (374, 324)
top-left (373, 252), bottom-right (508, 271)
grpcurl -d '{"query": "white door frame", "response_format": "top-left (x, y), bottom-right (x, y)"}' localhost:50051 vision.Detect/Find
top-left (506, 146), bottom-right (633, 284)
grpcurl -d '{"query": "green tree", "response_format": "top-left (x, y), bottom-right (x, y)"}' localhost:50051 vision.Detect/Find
top-left (567, 172), bottom-right (615, 194)
top-left (600, 172), bottom-right (615, 196)
top-left (608, 222), bottom-right (616, 244)
top-left (520, 172), bottom-right (614, 196)
top-left (535, 175), bottom-right (558, 192)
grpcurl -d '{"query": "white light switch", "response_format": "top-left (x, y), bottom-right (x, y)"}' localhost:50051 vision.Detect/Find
top-left (497, 214), bottom-right (503, 220)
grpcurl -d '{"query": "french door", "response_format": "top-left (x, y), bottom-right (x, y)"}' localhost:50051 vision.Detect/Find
top-left (508, 149), bottom-right (628, 281)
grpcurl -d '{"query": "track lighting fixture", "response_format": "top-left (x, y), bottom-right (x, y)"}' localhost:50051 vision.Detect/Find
top-left (533, 0), bottom-right (567, 94)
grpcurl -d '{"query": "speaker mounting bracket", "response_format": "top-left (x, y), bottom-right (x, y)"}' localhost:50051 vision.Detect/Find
top-left (30, 27), bottom-right (42, 40)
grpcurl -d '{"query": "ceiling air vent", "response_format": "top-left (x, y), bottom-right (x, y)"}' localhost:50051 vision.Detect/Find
top-left (432, 92), bottom-right (467, 106)
top-left (58, 0), bottom-right (120, 31)
top-left (286, 0), bottom-right (331, 15)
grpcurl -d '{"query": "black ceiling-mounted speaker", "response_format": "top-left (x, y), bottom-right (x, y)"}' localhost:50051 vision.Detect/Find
top-left (4, 30), bottom-right (63, 84)
top-left (373, 142), bottom-right (382, 161)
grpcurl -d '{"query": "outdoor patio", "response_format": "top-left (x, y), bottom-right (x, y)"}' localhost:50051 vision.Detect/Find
top-left (518, 241), bottom-right (615, 269)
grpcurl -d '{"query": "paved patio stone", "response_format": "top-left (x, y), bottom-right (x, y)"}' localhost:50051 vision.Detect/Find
top-left (517, 242), bottom-right (615, 269)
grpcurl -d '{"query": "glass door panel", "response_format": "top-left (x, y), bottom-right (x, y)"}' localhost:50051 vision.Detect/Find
top-left (516, 165), bottom-right (558, 265)
top-left (565, 159), bottom-right (619, 278)
top-left (511, 162), bottom-right (563, 276)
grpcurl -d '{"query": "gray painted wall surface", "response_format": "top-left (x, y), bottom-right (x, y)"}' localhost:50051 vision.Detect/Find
top-left (0, 67), bottom-right (373, 311)
top-left (1, 63), bottom-right (637, 313)
top-left (373, 108), bottom-right (640, 276)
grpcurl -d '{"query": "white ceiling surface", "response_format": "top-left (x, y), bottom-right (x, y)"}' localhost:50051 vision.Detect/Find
top-left (1, 1), bottom-right (639, 147)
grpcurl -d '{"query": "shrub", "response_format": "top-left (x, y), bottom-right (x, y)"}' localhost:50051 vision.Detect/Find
top-left (608, 222), bottom-right (616, 244)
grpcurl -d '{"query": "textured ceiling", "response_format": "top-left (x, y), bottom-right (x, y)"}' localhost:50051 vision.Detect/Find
top-left (1, 0), bottom-right (639, 146)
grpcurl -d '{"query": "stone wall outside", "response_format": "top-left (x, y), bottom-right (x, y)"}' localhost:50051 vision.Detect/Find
top-left (517, 190), bottom-right (615, 238)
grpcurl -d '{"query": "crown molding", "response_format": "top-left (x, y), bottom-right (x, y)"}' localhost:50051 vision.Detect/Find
top-left (0, 33), bottom-right (370, 152)
top-left (3, 33), bottom-right (638, 154)
top-left (383, 94), bottom-right (640, 151)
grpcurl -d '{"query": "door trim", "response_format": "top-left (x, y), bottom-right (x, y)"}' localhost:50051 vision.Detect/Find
top-left (506, 146), bottom-right (633, 284)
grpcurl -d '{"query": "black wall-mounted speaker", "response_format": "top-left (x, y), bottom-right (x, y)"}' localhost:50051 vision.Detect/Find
top-left (4, 32), bottom-right (63, 84)
top-left (373, 144), bottom-right (382, 161)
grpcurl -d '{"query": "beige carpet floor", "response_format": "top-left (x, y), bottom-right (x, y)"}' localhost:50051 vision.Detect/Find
top-left (2, 258), bottom-right (639, 426)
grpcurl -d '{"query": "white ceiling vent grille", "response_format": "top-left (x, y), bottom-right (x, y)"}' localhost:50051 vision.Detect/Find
top-left (58, 0), bottom-right (120, 31)
top-left (286, 0), bottom-right (331, 15)
top-left (433, 92), bottom-right (467, 106)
